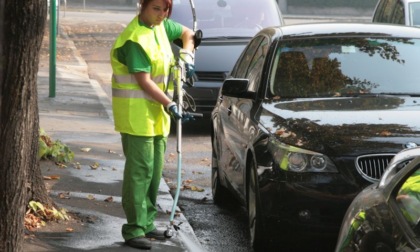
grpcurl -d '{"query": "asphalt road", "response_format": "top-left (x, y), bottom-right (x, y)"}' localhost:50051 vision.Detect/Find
top-left (57, 8), bottom-right (369, 251)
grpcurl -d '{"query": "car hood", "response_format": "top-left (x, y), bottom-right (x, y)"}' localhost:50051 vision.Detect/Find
top-left (260, 96), bottom-right (420, 156)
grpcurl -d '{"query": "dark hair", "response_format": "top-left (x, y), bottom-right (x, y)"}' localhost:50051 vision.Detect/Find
top-left (141, 0), bottom-right (173, 17)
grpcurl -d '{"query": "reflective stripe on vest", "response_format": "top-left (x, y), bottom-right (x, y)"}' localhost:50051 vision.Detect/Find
top-left (112, 73), bottom-right (167, 86)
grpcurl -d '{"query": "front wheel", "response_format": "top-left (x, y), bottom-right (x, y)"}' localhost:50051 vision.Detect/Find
top-left (247, 159), bottom-right (266, 250)
top-left (211, 136), bottom-right (230, 205)
top-left (211, 166), bottom-right (229, 205)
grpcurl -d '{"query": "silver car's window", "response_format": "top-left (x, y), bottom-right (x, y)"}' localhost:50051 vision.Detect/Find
top-left (269, 37), bottom-right (420, 98)
top-left (409, 2), bottom-right (420, 26)
top-left (171, 0), bottom-right (282, 37)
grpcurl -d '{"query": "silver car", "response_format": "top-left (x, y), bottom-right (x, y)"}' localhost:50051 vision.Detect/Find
top-left (336, 147), bottom-right (420, 252)
top-left (170, 0), bottom-right (284, 117)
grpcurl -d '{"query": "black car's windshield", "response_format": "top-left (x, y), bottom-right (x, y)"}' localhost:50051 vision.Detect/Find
top-left (269, 37), bottom-right (420, 98)
top-left (171, 0), bottom-right (282, 37)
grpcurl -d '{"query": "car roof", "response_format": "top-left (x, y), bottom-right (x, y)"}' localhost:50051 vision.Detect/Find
top-left (261, 23), bottom-right (420, 40)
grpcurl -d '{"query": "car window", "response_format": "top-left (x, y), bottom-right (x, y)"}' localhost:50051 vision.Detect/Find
top-left (246, 37), bottom-right (269, 92)
top-left (396, 167), bottom-right (420, 234)
top-left (409, 2), bottom-right (420, 26)
top-left (269, 37), bottom-right (420, 98)
top-left (171, 0), bottom-right (282, 38)
top-left (233, 36), bottom-right (264, 79)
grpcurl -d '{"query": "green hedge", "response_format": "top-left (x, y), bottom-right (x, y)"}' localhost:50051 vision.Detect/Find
top-left (288, 0), bottom-right (378, 8)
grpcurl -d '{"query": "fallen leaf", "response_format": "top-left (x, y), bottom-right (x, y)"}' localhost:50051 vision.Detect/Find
top-left (190, 185), bottom-right (205, 192)
top-left (66, 227), bottom-right (74, 232)
top-left (104, 196), bottom-right (113, 202)
top-left (87, 194), bottom-right (95, 200)
top-left (55, 162), bottom-right (67, 168)
top-left (90, 162), bottom-right (99, 170)
top-left (379, 130), bottom-right (392, 136)
top-left (80, 147), bottom-right (91, 152)
top-left (58, 192), bottom-right (70, 199)
top-left (43, 175), bottom-right (60, 180)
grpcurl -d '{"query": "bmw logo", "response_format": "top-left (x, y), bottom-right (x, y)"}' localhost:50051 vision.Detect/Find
top-left (403, 142), bottom-right (418, 149)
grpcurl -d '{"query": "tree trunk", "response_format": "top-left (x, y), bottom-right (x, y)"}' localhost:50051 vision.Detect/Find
top-left (0, 0), bottom-right (48, 251)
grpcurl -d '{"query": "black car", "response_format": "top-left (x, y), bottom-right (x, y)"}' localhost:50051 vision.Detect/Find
top-left (336, 147), bottom-right (420, 252)
top-left (170, 0), bottom-right (284, 117)
top-left (210, 23), bottom-right (420, 249)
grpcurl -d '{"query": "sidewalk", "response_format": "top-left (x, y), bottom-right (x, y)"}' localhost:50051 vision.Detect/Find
top-left (25, 21), bottom-right (203, 251)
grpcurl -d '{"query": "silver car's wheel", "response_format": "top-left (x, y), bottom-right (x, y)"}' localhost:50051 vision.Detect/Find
top-left (247, 159), bottom-right (266, 250)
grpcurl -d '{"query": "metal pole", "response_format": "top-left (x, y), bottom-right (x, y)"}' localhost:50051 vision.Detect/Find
top-left (49, 0), bottom-right (57, 98)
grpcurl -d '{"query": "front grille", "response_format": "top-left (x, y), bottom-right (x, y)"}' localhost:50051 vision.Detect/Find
top-left (355, 154), bottom-right (395, 183)
top-left (195, 71), bottom-right (226, 82)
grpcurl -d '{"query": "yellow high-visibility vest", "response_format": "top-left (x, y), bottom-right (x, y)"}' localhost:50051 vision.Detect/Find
top-left (110, 16), bottom-right (174, 136)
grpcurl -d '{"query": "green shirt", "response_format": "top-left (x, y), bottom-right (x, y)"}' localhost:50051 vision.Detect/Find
top-left (117, 18), bottom-right (182, 73)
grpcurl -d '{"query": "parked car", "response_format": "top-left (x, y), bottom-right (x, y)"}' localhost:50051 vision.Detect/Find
top-left (170, 0), bottom-right (284, 117)
top-left (372, 0), bottom-right (420, 26)
top-left (336, 147), bottom-right (420, 252)
top-left (210, 22), bottom-right (420, 249)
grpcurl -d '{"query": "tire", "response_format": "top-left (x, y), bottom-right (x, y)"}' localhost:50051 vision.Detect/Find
top-left (247, 159), bottom-right (266, 250)
top-left (212, 165), bottom-right (230, 205)
top-left (211, 136), bottom-right (230, 205)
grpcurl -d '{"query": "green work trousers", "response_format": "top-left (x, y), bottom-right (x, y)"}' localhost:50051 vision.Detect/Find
top-left (120, 133), bottom-right (167, 241)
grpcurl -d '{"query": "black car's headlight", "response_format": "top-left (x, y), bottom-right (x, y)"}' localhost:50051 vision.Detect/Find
top-left (269, 138), bottom-right (338, 173)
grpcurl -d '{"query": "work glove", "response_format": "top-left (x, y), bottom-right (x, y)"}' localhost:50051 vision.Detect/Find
top-left (181, 112), bottom-right (195, 123)
top-left (179, 49), bottom-right (195, 78)
top-left (166, 102), bottom-right (195, 123)
top-left (166, 102), bottom-right (182, 120)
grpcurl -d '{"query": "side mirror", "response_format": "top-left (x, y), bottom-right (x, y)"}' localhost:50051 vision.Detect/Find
top-left (221, 78), bottom-right (255, 99)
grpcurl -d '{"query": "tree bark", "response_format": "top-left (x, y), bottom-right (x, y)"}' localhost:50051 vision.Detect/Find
top-left (0, 0), bottom-right (48, 251)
